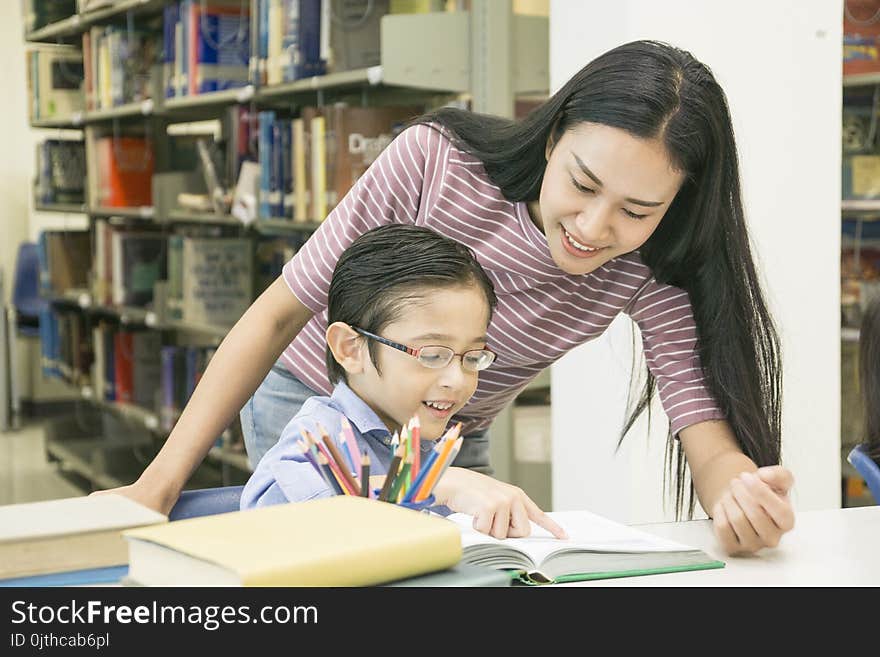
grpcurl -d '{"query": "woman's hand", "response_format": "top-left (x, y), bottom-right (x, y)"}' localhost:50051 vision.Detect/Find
top-left (710, 465), bottom-right (795, 556)
top-left (89, 478), bottom-right (180, 517)
top-left (432, 467), bottom-right (568, 540)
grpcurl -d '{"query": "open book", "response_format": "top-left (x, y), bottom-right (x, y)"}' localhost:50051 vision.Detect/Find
top-left (447, 510), bottom-right (724, 585)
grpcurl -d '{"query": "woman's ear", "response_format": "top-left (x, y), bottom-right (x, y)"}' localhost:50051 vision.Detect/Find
top-left (326, 322), bottom-right (366, 376)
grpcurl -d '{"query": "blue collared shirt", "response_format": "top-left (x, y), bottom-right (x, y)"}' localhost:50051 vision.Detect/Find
top-left (240, 381), bottom-right (435, 508)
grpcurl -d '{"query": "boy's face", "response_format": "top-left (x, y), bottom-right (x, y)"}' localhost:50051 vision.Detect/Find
top-left (351, 284), bottom-right (491, 441)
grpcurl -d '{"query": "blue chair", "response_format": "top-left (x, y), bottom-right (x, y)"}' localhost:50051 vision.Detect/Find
top-left (168, 485), bottom-right (244, 521)
top-left (11, 242), bottom-right (48, 338)
top-left (847, 444), bottom-right (880, 503)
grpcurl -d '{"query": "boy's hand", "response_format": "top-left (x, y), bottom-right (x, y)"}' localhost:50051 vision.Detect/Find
top-left (711, 465), bottom-right (795, 556)
top-left (432, 467), bottom-right (568, 540)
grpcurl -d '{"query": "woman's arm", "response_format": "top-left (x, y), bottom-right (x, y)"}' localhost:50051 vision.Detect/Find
top-left (92, 277), bottom-right (313, 514)
top-left (680, 419), bottom-right (795, 555)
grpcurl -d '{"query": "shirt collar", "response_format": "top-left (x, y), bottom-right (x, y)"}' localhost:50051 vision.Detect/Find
top-left (329, 381), bottom-right (390, 438)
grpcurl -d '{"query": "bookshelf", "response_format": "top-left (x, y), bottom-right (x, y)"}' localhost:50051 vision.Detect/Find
top-left (24, 0), bottom-right (550, 493)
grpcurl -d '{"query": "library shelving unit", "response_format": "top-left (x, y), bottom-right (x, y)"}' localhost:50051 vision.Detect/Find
top-left (24, 0), bottom-right (549, 493)
top-left (841, 70), bottom-right (880, 506)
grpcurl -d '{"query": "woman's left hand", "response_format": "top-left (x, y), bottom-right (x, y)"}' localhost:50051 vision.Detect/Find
top-left (710, 465), bottom-right (795, 556)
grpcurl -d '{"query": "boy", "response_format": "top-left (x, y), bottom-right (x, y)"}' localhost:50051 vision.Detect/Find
top-left (241, 225), bottom-right (566, 539)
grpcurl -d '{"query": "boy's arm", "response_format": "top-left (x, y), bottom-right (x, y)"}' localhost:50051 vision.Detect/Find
top-left (240, 413), bottom-right (337, 508)
top-left (92, 277), bottom-right (313, 515)
top-left (680, 419), bottom-right (795, 555)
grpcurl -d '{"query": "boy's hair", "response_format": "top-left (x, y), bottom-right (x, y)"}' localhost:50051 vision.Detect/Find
top-left (860, 295), bottom-right (880, 463)
top-left (325, 224), bottom-right (497, 384)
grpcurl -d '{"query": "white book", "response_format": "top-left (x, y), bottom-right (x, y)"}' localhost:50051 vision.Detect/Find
top-left (0, 494), bottom-right (167, 581)
top-left (448, 510), bottom-right (724, 585)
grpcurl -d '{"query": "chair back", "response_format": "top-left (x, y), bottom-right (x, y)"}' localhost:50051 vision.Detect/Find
top-left (848, 444), bottom-right (880, 503)
top-left (168, 485), bottom-right (245, 521)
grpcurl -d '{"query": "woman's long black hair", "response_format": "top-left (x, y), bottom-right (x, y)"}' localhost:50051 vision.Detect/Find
top-left (860, 296), bottom-right (880, 463)
top-left (414, 40), bottom-right (782, 518)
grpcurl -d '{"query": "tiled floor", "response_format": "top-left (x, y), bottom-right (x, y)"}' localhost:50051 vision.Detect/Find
top-left (0, 421), bottom-right (84, 506)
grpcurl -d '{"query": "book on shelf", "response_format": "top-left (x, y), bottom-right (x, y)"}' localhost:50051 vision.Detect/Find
top-left (324, 103), bottom-right (422, 211)
top-left (845, 0), bottom-right (880, 77)
top-left (34, 139), bottom-right (86, 205)
top-left (327, 0), bottom-right (389, 74)
top-left (110, 231), bottom-right (168, 307)
top-left (254, 234), bottom-right (303, 295)
top-left (181, 236), bottom-right (254, 327)
top-left (113, 330), bottom-right (135, 403)
top-left (38, 229), bottom-right (91, 296)
top-left (84, 23), bottom-right (161, 111)
top-left (123, 495), bottom-right (461, 586)
top-left (132, 331), bottom-right (163, 411)
top-left (447, 509), bottom-right (725, 585)
top-left (23, 0), bottom-right (78, 34)
top-left (0, 494), bottom-right (167, 582)
top-left (93, 135), bottom-right (155, 208)
top-left (25, 44), bottom-right (85, 123)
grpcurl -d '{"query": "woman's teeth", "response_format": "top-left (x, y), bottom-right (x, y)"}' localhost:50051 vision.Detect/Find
top-left (564, 228), bottom-right (599, 252)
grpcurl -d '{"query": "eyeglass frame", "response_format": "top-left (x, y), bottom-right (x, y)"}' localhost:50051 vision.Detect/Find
top-left (350, 326), bottom-right (496, 372)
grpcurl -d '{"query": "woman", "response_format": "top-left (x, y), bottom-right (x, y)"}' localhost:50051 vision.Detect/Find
top-left (98, 40), bottom-right (794, 556)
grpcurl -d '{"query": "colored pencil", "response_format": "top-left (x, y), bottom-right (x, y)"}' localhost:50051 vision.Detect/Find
top-left (340, 417), bottom-right (361, 475)
top-left (402, 443), bottom-right (440, 504)
top-left (415, 431), bottom-right (461, 502)
top-left (338, 438), bottom-right (357, 475)
top-left (377, 443), bottom-right (404, 502)
top-left (317, 451), bottom-right (345, 495)
top-left (410, 416), bottom-right (420, 493)
top-left (389, 454), bottom-right (413, 504)
top-left (317, 423), bottom-right (362, 495)
top-left (360, 451), bottom-right (370, 497)
top-left (313, 433), bottom-right (358, 495)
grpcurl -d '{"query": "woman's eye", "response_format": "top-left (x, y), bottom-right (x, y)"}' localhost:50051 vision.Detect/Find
top-left (570, 176), bottom-right (595, 194)
top-left (623, 209), bottom-right (649, 220)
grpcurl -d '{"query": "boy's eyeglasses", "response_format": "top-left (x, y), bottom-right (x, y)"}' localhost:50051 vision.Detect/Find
top-left (351, 327), bottom-right (496, 372)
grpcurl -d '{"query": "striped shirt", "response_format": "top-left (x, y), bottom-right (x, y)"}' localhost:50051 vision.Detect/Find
top-left (282, 123), bottom-right (725, 437)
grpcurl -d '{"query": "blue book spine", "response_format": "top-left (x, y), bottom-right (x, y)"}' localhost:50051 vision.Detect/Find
top-left (0, 565), bottom-right (128, 587)
top-left (281, 0), bottom-right (300, 83)
top-left (163, 2), bottom-right (179, 98)
top-left (195, 10), bottom-right (250, 93)
top-left (184, 346), bottom-right (198, 402)
top-left (258, 110), bottom-right (275, 219)
top-left (260, 0), bottom-right (269, 83)
top-left (295, 0), bottom-right (326, 79)
top-left (181, 0), bottom-right (190, 96)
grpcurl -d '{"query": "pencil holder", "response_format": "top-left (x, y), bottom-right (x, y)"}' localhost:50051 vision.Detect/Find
top-left (373, 492), bottom-right (436, 512)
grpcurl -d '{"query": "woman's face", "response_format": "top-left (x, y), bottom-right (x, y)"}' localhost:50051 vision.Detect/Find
top-left (531, 122), bottom-right (685, 276)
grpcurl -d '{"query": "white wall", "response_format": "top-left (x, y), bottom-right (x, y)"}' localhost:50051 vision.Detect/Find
top-left (550, 0), bottom-right (842, 521)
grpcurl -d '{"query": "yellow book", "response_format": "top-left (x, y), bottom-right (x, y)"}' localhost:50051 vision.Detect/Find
top-left (292, 117), bottom-right (308, 222)
top-left (0, 494), bottom-right (167, 580)
top-left (123, 496), bottom-right (462, 586)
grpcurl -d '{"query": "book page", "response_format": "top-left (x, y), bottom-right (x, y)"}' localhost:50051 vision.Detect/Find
top-left (447, 510), bottom-right (699, 566)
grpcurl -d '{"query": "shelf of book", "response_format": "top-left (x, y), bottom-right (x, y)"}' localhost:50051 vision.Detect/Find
top-left (165, 210), bottom-right (243, 226)
top-left (163, 86), bottom-right (256, 115)
top-left (842, 199), bottom-right (880, 217)
top-left (79, 384), bottom-right (161, 433)
top-left (25, 0), bottom-right (167, 43)
top-left (84, 99), bottom-right (155, 123)
top-left (844, 72), bottom-right (880, 88)
top-left (254, 218), bottom-right (324, 234)
top-left (89, 206), bottom-right (155, 219)
top-left (30, 115), bottom-right (84, 129)
top-left (257, 67), bottom-right (385, 99)
top-left (35, 202), bottom-right (88, 214)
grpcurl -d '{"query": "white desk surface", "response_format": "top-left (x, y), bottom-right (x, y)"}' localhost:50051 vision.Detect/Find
top-left (559, 506), bottom-right (880, 586)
